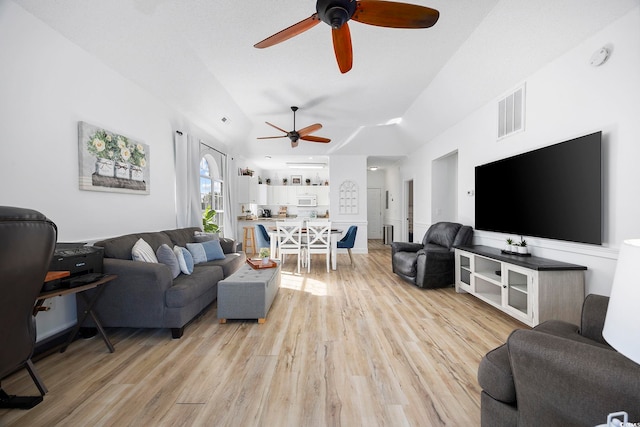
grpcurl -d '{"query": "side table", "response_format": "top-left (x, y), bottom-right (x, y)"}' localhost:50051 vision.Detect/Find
top-left (35, 274), bottom-right (117, 353)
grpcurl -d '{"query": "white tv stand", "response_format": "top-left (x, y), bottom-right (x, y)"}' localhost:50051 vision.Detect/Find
top-left (455, 245), bottom-right (586, 327)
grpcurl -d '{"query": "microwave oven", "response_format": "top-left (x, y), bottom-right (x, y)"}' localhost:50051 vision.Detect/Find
top-left (297, 195), bottom-right (317, 207)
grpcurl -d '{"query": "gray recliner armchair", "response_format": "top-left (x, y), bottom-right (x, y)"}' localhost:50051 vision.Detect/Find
top-left (0, 206), bottom-right (57, 409)
top-left (391, 222), bottom-right (473, 288)
top-left (478, 294), bottom-right (640, 426)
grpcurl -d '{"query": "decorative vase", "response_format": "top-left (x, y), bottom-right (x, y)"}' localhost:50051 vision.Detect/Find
top-left (130, 165), bottom-right (144, 181)
top-left (518, 246), bottom-right (527, 254)
top-left (115, 161), bottom-right (130, 179)
top-left (262, 257), bottom-right (270, 265)
top-left (96, 158), bottom-right (115, 177)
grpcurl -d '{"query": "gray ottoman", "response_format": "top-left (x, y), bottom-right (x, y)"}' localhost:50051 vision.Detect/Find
top-left (217, 261), bottom-right (280, 323)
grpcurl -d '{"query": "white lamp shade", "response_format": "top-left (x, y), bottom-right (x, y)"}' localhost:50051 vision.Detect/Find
top-left (603, 239), bottom-right (640, 365)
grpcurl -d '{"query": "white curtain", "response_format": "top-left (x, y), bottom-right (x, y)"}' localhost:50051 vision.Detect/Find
top-left (174, 132), bottom-right (201, 228)
top-left (223, 154), bottom-right (235, 239)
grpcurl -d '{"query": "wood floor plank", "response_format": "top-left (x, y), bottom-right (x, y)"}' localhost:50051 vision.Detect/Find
top-left (0, 240), bottom-right (526, 426)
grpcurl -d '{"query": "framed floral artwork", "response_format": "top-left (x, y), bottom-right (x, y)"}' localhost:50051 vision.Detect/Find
top-left (78, 121), bottom-right (150, 194)
top-left (291, 175), bottom-right (302, 185)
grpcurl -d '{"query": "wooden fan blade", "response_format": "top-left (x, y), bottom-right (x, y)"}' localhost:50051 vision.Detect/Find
top-left (257, 136), bottom-right (288, 140)
top-left (352, 1), bottom-right (439, 28)
top-left (297, 123), bottom-right (322, 137)
top-left (301, 135), bottom-right (331, 143)
top-left (265, 121), bottom-right (288, 134)
top-left (254, 14), bottom-right (321, 49)
top-left (332, 22), bottom-right (353, 74)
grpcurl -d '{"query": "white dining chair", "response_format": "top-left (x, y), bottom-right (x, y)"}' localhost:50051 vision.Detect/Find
top-left (276, 221), bottom-right (303, 273)
top-left (305, 221), bottom-right (331, 273)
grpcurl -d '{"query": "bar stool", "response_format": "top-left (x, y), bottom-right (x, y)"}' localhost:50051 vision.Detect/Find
top-left (242, 226), bottom-right (257, 256)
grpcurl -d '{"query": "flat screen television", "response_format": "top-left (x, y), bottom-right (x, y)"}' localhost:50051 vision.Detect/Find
top-left (475, 131), bottom-right (602, 245)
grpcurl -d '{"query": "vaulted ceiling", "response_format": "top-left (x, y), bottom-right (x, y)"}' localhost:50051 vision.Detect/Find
top-left (15, 0), bottom-right (637, 169)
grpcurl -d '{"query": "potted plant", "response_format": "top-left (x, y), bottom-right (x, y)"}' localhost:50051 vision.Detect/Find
top-left (506, 238), bottom-right (514, 252)
top-left (259, 247), bottom-right (270, 264)
top-left (282, 178), bottom-right (288, 186)
top-left (202, 207), bottom-right (219, 234)
top-left (265, 178), bottom-right (271, 185)
top-left (518, 239), bottom-right (528, 254)
top-left (305, 178), bottom-right (311, 186)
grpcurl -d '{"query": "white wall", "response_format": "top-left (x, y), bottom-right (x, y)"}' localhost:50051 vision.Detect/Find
top-left (329, 155), bottom-right (368, 253)
top-left (0, 2), bottom-right (231, 340)
top-left (390, 8), bottom-right (640, 296)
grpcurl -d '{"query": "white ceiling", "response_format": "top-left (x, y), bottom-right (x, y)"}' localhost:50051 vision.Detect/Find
top-left (14, 0), bottom-right (637, 170)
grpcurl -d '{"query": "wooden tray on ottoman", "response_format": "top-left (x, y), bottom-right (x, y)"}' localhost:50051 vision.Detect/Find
top-left (246, 258), bottom-right (278, 269)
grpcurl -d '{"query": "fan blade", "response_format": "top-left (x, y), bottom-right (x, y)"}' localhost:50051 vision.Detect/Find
top-left (265, 121), bottom-right (288, 134)
top-left (332, 22), bottom-right (353, 74)
top-left (254, 14), bottom-right (321, 49)
top-left (257, 136), bottom-right (288, 139)
top-left (352, 1), bottom-right (439, 28)
top-left (301, 135), bottom-right (331, 143)
top-left (297, 123), bottom-right (322, 137)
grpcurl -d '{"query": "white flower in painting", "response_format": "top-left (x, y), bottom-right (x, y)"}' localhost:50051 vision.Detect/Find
top-left (106, 134), bottom-right (112, 142)
top-left (92, 138), bottom-right (105, 152)
top-left (117, 138), bottom-right (127, 149)
top-left (136, 144), bottom-right (145, 154)
top-left (139, 158), bottom-right (146, 167)
top-left (120, 148), bottom-right (131, 161)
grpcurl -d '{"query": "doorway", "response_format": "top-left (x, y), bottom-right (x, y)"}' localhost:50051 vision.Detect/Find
top-left (367, 188), bottom-right (382, 239)
top-left (405, 180), bottom-right (414, 242)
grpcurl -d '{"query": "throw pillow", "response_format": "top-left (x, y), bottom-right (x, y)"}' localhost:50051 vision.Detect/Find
top-left (156, 244), bottom-right (180, 279)
top-left (173, 245), bottom-right (194, 275)
top-left (132, 238), bottom-right (158, 263)
top-left (187, 240), bottom-right (226, 263)
top-left (186, 242), bottom-right (207, 264)
top-left (202, 239), bottom-right (225, 260)
top-left (194, 231), bottom-right (220, 243)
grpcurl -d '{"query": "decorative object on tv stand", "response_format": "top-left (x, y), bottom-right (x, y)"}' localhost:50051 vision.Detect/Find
top-left (518, 239), bottom-right (528, 254)
top-left (291, 175), bottom-right (302, 185)
top-left (505, 238), bottom-right (514, 252)
top-left (78, 121), bottom-right (149, 194)
top-left (282, 178), bottom-right (288, 185)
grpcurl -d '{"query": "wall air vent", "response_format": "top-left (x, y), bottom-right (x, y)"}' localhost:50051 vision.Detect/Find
top-left (498, 84), bottom-right (525, 139)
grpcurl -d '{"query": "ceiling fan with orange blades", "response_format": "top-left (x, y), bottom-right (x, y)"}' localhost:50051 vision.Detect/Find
top-left (257, 106), bottom-right (331, 148)
top-left (254, 0), bottom-right (440, 74)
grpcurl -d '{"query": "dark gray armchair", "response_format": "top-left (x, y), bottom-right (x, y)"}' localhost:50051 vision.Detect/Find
top-left (0, 206), bottom-right (57, 409)
top-left (479, 294), bottom-right (640, 426)
top-left (391, 222), bottom-right (473, 288)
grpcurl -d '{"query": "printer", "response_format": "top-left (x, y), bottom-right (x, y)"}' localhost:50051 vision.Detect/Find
top-left (43, 243), bottom-right (104, 292)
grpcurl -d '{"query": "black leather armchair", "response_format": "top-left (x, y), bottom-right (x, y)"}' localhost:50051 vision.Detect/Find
top-left (478, 294), bottom-right (640, 426)
top-left (391, 222), bottom-right (473, 288)
top-left (0, 206), bottom-right (57, 409)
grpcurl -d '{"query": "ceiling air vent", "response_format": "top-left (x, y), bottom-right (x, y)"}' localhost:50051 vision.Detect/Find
top-left (498, 84), bottom-right (525, 139)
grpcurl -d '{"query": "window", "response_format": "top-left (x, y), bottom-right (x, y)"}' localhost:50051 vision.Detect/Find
top-left (200, 155), bottom-right (223, 230)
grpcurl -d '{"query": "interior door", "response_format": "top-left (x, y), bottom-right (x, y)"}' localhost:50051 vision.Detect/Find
top-left (367, 188), bottom-right (382, 239)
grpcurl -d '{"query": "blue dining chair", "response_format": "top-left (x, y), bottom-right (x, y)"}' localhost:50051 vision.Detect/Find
top-left (255, 224), bottom-right (271, 252)
top-left (337, 225), bottom-right (357, 266)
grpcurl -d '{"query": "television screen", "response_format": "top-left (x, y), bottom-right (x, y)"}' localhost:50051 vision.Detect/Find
top-left (475, 131), bottom-right (602, 245)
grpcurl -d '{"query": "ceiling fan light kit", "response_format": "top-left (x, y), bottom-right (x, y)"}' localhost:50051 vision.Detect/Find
top-left (255, 0), bottom-right (440, 74)
top-left (257, 106), bottom-right (331, 148)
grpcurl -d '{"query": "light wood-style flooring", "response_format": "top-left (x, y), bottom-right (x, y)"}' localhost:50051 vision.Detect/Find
top-left (1, 240), bottom-right (525, 426)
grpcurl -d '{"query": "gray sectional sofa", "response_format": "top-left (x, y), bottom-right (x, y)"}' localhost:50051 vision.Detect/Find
top-left (77, 227), bottom-right (246, 338)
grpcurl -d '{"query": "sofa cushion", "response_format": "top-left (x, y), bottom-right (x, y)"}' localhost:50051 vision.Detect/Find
top-left (165, 266), bottom-right (224, 308)
top-left (194, 231), bottom-right (219, 242)
top-left (187, 240), bottom-right (226, 264)
top-left (174, 245), bottom-right (194, 275)
top-left (425, 222), bottom-right (461, 249)
top-left (200, 252), bottom-right (247, 277)
top-left (156, 244), bottom-right (180, 279)
top-left (96, 232), bottom-right (173, 260)
top-left (132, 238), bottom-right (158, 263)
top-left (162, 227), bottom-right (201, 248)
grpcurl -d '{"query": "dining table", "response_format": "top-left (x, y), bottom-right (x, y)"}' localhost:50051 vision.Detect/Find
top-left (268, 227), bottom-right (343, 271)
